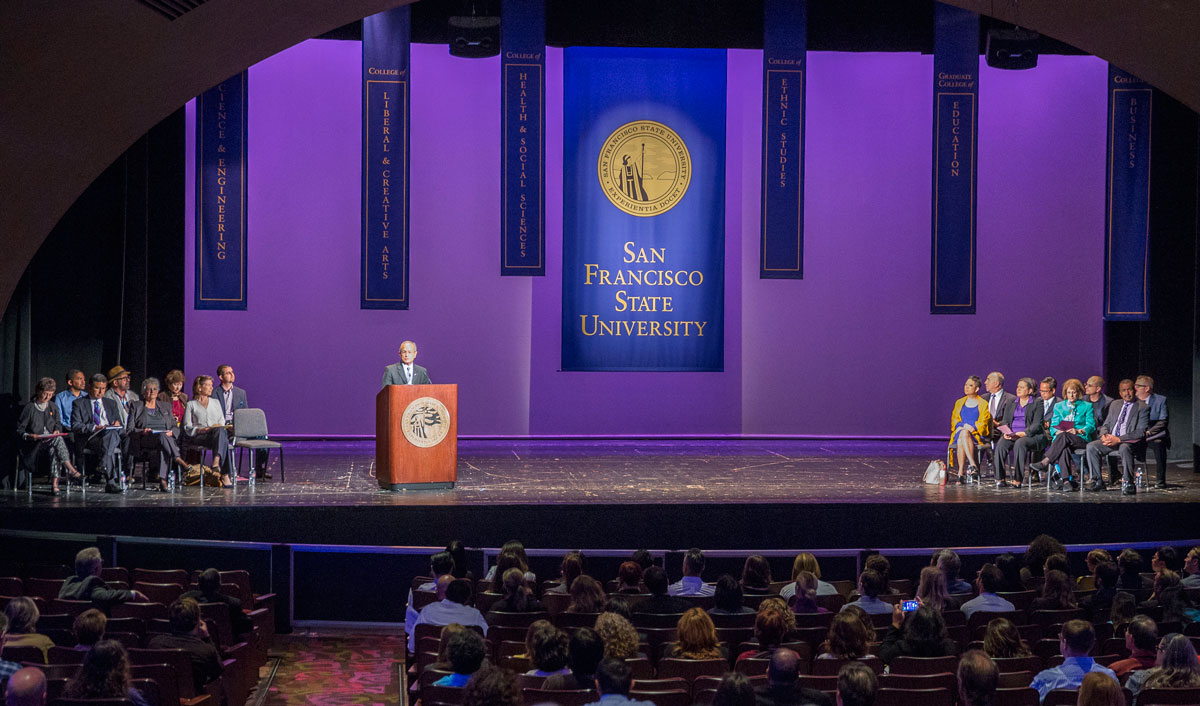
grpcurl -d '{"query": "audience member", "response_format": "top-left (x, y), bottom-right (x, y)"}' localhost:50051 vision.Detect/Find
top-left (1075, 672), bottom-right (1123, 706)
top-left (425, 624), bottom-right (467, 675)
top-left (840, 570), bottom-right (890, 615)
top-left (669, 548), bottom-right (714, 596)
top-left (949, 375), bottom-right (992, 482)
top-left (54, 369), bottom-right (87, 427)
top-left (63, 640), bottom-right (149, 706)
top-left (1044, 553), bottom-right (1071, 578)
top-left (633, 567), bottom-right (690, 614)
top-left (445, 540), bottom-right (473, 581)
top-left (958, 564), bottom-right (1014, 620)
top-left (406, 552), bottom-right (456, 638)
top-left (780, 553), bottom-right (838, 599)
top-left (544, 627), bottom-right (604, 690)
top-left (492, 549), bottom-right (534, 589)
top-left (181, 567), bottom-right (253, 635)
top-left (841, 606), bottom-right (876, 643)
top-left (1031, 570), bottom-right (1078, 611)
top-left (630, 549), bottom-right (654, 572)
top-left (4, 666), bottom-right (46, 706)
top-left (1183, 546), bottom-right (1200, 588)
top-left (410, 577), bottom-right (488, 653)
top-left (0, 615), bottom-right (22, 684)
top-left (1133, 375), bottom-right (1170, 489)
top-left (1151, 546), bottom-right (1182, 575)
top-left (72, 609), bottom-right (107, 650)
top-left (982, 617), bottom-right (1031, 658)
top-left (146, 598), bottom-right (223, 693)
top-left (1125, 632), bottom-right (1200, 702)
top-left (668, 607), bottom-right (723, 660)
top-left (1116, 549), bottom-right (1152, 590)
top-left (487, 568), bottom-right (543, 617)
top-left (835, 662), bottom-right (877, 706)
top-left (1146, 571), bottom-right (1199, 623)
top-left (1110, 592), bottom-right (1136, 637)
top-left (741, 555), bottom-right (773, 595)
top-left (994, 377), bottom-right (1043, 487)
top-left (753, 648), bottom-right (833, 706)
top-left (1029, 621), bottom-right (1116, 702)
top-left (433, 629), bottom-right (487, 686)
top-left (995, 552), bottom-right (1025, 593)
top-left (592, 657), bottom-right (654, 706)
top-left (712, 673), bottom-right (756, 706)
top-left (614, 562), bottom-right (643, 594)
top-left (1022, 535), bottom-right (1066, 589)
top-left (788, 571), bottom-right (826, 614)
top-left (522, 620), bottom-right (569, 677)
top-left (956, 649), bottom-right (999, 706)
top-left (462, 665), bottom-right (520, 706)
top-left (182, 374), bottom-right (233, 488)
top-left (878, 604), bottom-right (955, 665)
top-left (567, 576), bottom-right (607, 613)
top-left (1084, 379), bottom-right (1148, 493)
top-left (601, 597), bottom-right (635, 624)
top-left (1080, 562), bottom-right (1119, 623)
top-left (547, 551), bottom-right (584, 594)
top-left (2, 597), bottom-right (53, 660)
top-left (70, 373), bottom-right (124, 493)
top-left (1082, 550), bottom-right (1113, 582)
top-left (128, 377), bottom-right (186, 491)
top-left (59, 548), bottom-right (145, 609)
top-left (711, 574), bottom-right (755, 615)
top-left (484, 540), bottom-right (535, 583)
top-left (1029, 378), bottom-right (1096, 491)
top-left (17, 376), bottom-right (82, 494)
top-left (937, 550), bottom-right (973, 594)
top-left (1109, 615), bottom-right (1157, 678)
top-left (915, 565), bottom-right (953, 613)
top-left (162, 369), bottom-right (189, 426)
top-left (594, 613), bottom-right (640, 659)
top-left (739, 602), bottom-right (793, 662)
top-left (818, 611), bottom-right (871, 661)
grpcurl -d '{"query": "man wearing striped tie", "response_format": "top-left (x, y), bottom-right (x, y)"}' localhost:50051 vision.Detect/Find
top-left (381, 340), bottom-right (432, 387)
top-left (70, 374), bottom-right (125, 493)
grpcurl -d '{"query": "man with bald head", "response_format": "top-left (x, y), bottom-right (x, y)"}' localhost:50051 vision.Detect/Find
top-left (381, 340), bottom-right (431, 387)
top-left (5, 667), bottom-right (47, 706)
top-left (754, 648), bottom-right (833, 706)
top-left (1084, 376), bottom-right (1112, 428)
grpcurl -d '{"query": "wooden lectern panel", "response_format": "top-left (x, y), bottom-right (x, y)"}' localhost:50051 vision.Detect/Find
top-left (376, 384), bottom-right (457, 489)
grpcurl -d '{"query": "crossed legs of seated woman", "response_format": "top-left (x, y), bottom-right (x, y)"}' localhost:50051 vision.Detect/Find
top-left (948, 376), bottom-right (992, 484)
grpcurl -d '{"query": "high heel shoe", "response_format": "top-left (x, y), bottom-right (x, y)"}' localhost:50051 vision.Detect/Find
top-left (219, 474), bottom-right (234, 489)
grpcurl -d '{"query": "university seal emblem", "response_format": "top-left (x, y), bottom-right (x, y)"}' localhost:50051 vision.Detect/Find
top-left (597, 120), bottom-right (691, 217)
top-left (401, 397), bottom-right (451, 448)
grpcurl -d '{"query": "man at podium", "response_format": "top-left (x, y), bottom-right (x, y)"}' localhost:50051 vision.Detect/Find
top-left (381, 340), bottom-right (431, 387)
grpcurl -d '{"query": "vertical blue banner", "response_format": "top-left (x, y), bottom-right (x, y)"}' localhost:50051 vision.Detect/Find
top-left (501, 0), bottom-right (545, 276)
top-left (562, 48), bottom-right (726, 372)
top-left (760, 0), bottom-right (806, 279)
top-left (195, 73), bottom-right (248, 310)
top-left (931, 3), bottom-right (979, 315)
top-left (1104, 65), bottom-right (1151, 321)
top-left (361, 7), bottom-right (410, 309)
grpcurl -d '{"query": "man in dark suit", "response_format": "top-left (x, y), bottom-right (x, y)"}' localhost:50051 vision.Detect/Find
top-left (1009, 378), bottom-right (1055, 485)
top-left (1084, 379), bottom-right (1150, 493)
top-left (70, 374), bottom-right (125, 493)
top-left (214, 365), bottom-right (269, 479)
top-left (381, 340), bottom-right (432, 387)
top-left (1134, 375), bottom-right (1170, 489)
top-left (181, 568), bottom-right (253, 636)
top-left (1084, 376), bottom-right (1113, 428)
top-left (631, 566), bottom-right (690, 614)
top-left (753, 648), bottom-right (833, 706)
top-left (146, 598), bottom-right (223, 694)
top-left (58, 547), bottom-right (146, 609)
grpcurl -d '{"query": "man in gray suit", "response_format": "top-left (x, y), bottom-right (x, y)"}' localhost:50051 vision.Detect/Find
top-left (1084, 379), bottom-right (1149, 493)
top-left (381, 340), bottom-right (432, 387)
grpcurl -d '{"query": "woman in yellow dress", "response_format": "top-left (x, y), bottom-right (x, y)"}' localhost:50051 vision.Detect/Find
top-left (948, 375), bottom-right (992, 484)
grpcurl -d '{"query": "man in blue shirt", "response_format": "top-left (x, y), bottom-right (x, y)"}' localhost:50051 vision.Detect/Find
top-left (591, 658), bottom-right (657, 706)
top-left (1029, 620), bottom-right (1116, 702)
top-left (840, 570), bottom-right (892, 615)
top-left (960, 564), bottom-right (1016, 620)
top-left (410, 578), bottom-right (488, 653)
top-left (668, 548), bottom-right (714, 596)
top-left (54, 369), bottom-right (86, 425)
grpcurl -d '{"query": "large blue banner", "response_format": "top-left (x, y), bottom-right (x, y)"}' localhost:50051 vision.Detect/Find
top-left (760, 0), bottom-right (807, 279)
top-left (930, 2), bottom-right (979, 315)
top-left (562, 48), bottom-right (726, 372)
top-left (361, 7), bottom-right (410, 309)
top-left (501, 0), bottom-right (545, 276)
top-left (195, 73), bottom-right (248, 310)
top-left (1104, 65), bottom-right (1151, 321)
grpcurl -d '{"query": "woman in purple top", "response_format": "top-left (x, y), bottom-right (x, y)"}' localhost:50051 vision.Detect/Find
top-left (993, 377), bottom-right (1038, 488)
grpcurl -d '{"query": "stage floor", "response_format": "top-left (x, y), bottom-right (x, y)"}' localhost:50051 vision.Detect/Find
top-left (4, 440), bottom-right (1197, 549)
top-left (3, 439), bottom-right (1197, 507)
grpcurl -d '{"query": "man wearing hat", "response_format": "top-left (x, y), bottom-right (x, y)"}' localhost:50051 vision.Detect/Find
top-left (104, 366), bottom-right (140, 480)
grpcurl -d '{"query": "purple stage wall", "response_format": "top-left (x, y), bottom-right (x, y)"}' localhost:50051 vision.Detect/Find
top-left (185, 41), bottom-right (1107, 437)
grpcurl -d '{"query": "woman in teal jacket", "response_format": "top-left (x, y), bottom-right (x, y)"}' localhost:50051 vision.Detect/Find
top-left (1029, 378), bottom-right (1095, 490)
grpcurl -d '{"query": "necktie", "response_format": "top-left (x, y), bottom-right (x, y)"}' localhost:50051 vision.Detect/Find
top-left (990, 394), bottom-right (998, 416)
top-left (93, 400), bottom-right (102, 426)
top-left (1113, 403), bottom-right (1130, 437)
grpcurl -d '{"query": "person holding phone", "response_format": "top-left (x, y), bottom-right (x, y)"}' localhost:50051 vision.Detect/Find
top-left (878, 603), bottom-right (956, 665)
top-left (182, 375), bottom-right (233, 488)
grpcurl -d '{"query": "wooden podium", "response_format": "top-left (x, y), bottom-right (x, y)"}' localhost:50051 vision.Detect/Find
top-left (376, 384), bottom-right (457, 490)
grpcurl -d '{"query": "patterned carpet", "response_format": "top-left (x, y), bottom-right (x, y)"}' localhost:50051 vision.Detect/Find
top-left (260, 632), bottom-right (405, 706)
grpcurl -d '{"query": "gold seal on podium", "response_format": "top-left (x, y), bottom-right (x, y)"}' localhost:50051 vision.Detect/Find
top-left (401, 397), bottom-right (451, 448)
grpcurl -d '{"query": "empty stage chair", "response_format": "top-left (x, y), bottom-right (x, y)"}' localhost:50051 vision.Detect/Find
top-left (231, 408), bottom-right (285, 482)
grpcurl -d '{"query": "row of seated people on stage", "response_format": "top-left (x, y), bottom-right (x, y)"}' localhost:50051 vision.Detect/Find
top-left (0, 547), bottom-right (265, 700)
top-left (406, 539), bottom-right (1200, 704)
top-left (948, 372), bottom-right (1171, 494)
top-left (15, 363), bottom-right (270, 493)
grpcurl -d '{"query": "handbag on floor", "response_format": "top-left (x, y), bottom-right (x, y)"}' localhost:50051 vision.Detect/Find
top-left (922, 459), bottom-right (947, 485)
top-left (183, 464), bottom-right (221, 487)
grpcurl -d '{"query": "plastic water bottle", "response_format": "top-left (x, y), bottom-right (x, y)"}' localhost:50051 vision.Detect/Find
top-left (248, 469), bottom-right (255, 489)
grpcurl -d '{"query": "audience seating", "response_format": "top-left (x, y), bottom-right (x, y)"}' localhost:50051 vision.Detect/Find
top-left (632, 613), bottom-right (684, 630)
top-left (130, 678), bottom-right (161, 706)
top-left (631, 678), bottom-right (687, 695)
top-left (796, 674), bottom-right (838, 692)
top-left (2, 645), bottom-right (47, 664)
top-left (654, 657), bottom-right (727, 682)
top-left (814, 594), bottom-right (846, 612)
top-left (995, 671), bottom-right (1033, 688)
top-left (424, 684), bottom-right (468, 706)
top-left (628, 688), bottom-right (690, 706)
top-left (520, 689), bottom-right (593, 706)
top-left (1041, 689), bottom-right (1080, 706)
top-left (1137, 687), bottom-right (1200, 704)
top-left (677, 595), bottom-right (714, 610)
top-left (514, 674), bottom-right (546, 690)
top-left (542, 593), bottom-right (572, 616)
top-left (0, 576), bottom-right (24, 595)
top-left (48, 599), bottom-right (94, 617)
top-left (888, 655), bottom-right (959, 675)
top-left (553, 611), bottom-right (601, 629)
top-left (792, 612), bottom-right (834, 629)
top-left (25, 577), bottom-right (66, 601)
top-left (876, 688), bottom-right (953, 706)
top-left (625, 657), bottom-right (654, 679)
top-left (131, 569), bottom-right (189, 587)
top-left (130, 663), bottom-right (180, 706)
top-left (878, 673), bottom-right (956, 692)
top-left (810, 655), bottom-right (883, 676)
top-left (1029, 609), bottom-right (1084, 627)
top-left (47, 646), bottom-right (87, 665)
top-left (50, 698), bottom-right (136, 706)
top-left (111, 602), bottom-right (169, 621)
top-left (133, 582), bottom-right (185, 606)
top-left (966, 610), bottom-right (1024, 634)
top-left (991, 655), bottom-right (1044, 674)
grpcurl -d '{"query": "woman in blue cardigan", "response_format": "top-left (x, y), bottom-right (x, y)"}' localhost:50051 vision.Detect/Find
top-left (1029, 378), bottom-right (1095, 490)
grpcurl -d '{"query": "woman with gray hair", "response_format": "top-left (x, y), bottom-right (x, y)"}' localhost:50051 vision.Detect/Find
top-left (17, 376), bottom-right (82, 495)
top-left (2, 596), bottom-right (54, 661)
top-left (129, 376), bottom-right (187, 491)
